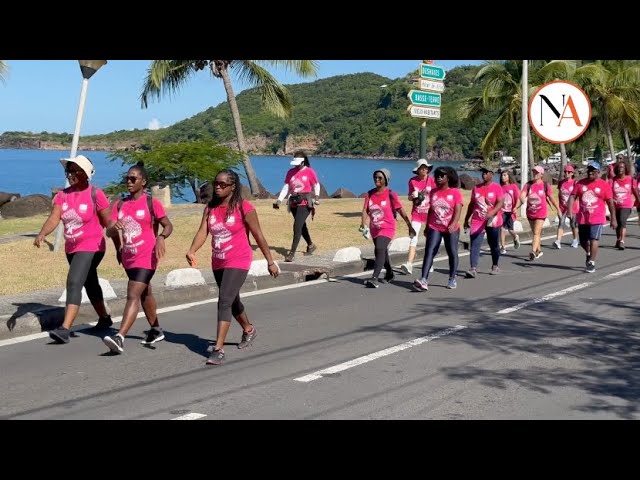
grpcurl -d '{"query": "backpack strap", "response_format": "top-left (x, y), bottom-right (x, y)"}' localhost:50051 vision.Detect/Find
top-left (91, 185), bottom-right (97, 215)
top-left (239, 200), bottom-right (251, 242)
top-left (146, 193), bottom-right (158, 236)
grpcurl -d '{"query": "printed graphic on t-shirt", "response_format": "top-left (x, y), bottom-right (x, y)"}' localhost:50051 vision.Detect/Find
top-left (431, 195), bottom-right (453, 228)
top-left (368, 201), bottom-right (384, 227)
top-left (290, 176), bottom-right (305, 193)
top-left (209, 212), bottom-right (233, 259)
top-left (118, 210), bottom-right (144, 255)
top-left (580, 187), bottom-right (599, 214)
top-left (613, 181), bottom-right (631, 206)
top-left (527, 188), bottom-right (544, 215)
top-left (61, 208), bottom-right (84, 241)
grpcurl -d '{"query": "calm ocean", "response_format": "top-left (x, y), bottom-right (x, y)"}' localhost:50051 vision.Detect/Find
top-left (0, 149), bottom-right (478, 203)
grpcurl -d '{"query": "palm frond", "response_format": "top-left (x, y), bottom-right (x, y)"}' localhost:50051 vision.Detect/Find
top-left (232, 61), bottom-right (292, 118)
top-left (257, 60), bottom-right (319, 78)
top-left (140, 60), bottom-right (199, 108)
top-left (0, 60), bottom-right (8, 84)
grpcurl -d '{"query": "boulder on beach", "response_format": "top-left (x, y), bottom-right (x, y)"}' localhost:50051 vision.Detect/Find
top-left (458, 174), bottom-right (477, 190)
top-left (0, 192), bottom-right (20, 208)
top-left (0, 194), bottom-right (52, 218)
top-left (330, 188), bottom-right (356, 199)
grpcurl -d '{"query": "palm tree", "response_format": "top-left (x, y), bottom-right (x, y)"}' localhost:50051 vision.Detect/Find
top-left (574, 60), bottom-right (640, 169)
top-left (140, 60), bottom-right (319, 195)
top-left (0, 61), bottom-right (8, 84)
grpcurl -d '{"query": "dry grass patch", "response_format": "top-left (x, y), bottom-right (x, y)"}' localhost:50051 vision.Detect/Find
top-left (0, 187), bottom-right (560, 296)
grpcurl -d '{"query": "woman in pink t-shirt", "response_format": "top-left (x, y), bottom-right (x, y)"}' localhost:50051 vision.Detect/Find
top-left (609, 160), bottom-right (640, 250)
top-left (554, 164), bottom-right (580, 249)
top-left (519, 165), bottom-right (559, 261)
top-left (274, 150), bottom-right (320, 262)
top-left (401, 158), bottom-right (436, 275)
top-left (102, 162), bottom-right (174, 354)
top-left (34, 155), bottom-right (113, 345)
top-left (187, 169), bottom-right (279, 366)
top-left (499, 170), bottom-right (521, 253)
top-left (360, 168), bottom-right (415, 288)
top-left (413, 166), bottom-right (463, 291)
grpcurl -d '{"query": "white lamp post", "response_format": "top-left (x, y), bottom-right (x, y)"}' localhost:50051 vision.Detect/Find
top-left (520, 59), bottom-right (529, 219)
top-left (53, 60), bottom-right (107, 252)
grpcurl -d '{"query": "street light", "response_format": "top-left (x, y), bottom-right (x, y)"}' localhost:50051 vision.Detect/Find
top-left (53, 60), bottom-right (107, 252)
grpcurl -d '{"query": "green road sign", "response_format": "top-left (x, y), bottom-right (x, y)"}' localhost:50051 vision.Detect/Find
top-left (420, 63), bottom-right (446, 81)
top-left (407, 90), bottom-right (441, 108)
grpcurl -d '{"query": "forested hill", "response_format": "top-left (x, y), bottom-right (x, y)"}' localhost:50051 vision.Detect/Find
top-left (1, 65), bottom-right (497, 159)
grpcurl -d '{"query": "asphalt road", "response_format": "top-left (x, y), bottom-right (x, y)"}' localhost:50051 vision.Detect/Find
top-left (1, 226), bottom-right (639, 419)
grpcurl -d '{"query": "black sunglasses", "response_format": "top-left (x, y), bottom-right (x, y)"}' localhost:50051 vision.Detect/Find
top-left (373, 175), bottom-right (385, 180)
top-left (66, 168), bottom-right (82, 176)
top-left (213, 181), bottom-right (234, 188)
top-left (124, 175), bottom-right (141, 183)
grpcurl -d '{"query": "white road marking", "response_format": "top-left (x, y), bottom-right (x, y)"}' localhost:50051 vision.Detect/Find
top-left (170, 412), bottom-right (206, 420)
top-left (294, 325), bottom-right (467, 382)
top-left (603, 265), bottom-right (640, 279)
top-left (496, 282), bottom-right (593, 315)
top-left (0, 231), bottom-right (633, 349)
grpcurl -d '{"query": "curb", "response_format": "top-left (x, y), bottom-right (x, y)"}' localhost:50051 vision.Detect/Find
top-left (0, 225), bottom-right (555, 341)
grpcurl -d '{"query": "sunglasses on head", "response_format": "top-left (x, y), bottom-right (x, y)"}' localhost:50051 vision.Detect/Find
top-left (213, 181), bottom-right (234, 188)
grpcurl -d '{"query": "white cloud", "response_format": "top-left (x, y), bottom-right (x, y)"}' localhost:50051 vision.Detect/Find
top-left (147, 118), bottom-right (162, 130)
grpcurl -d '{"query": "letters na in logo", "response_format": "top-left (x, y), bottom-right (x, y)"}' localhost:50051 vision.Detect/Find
top-left (529, 80), bottom-right (591, 144)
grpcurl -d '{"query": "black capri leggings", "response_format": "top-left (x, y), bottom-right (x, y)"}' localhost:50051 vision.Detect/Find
top-left (65, 251), bottom-right (105, 306)
top-left (213, 268), bottom-right (249, 322)
top-left (290, 205), bottom-right (313, 253)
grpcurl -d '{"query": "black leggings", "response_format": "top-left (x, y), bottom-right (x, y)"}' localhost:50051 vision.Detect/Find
top-left (213, 268), bottom-right (248, 322)
top-left (65, 251), bottom-right (105, 306)
top-left (372, 235), bottom-right (392, 279)
top-left (289, 206), bottom-right (312, 253)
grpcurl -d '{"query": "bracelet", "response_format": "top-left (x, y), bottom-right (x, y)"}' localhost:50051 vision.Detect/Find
top-left (268, 263), bottom-right (275, 267)
top-left (158, 234), bottom-right (167, 239)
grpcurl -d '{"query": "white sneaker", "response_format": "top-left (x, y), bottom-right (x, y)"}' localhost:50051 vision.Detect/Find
top-left (553, 240), bottom-right (562, 249)
top-left (429, 265), bottom-right (434, 273)
top-left (571, 239), bottom-right (579, 248)
top-left (499, 248), bottom-right (507, 255)
top-left (400, 263), bottom-right (413, 275)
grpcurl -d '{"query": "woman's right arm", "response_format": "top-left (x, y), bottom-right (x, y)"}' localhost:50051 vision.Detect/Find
top-left (186, 207), bottom-right (210, 266)
top-left (33, 204), bottom-right (62, 248)
top-left (360, 197), bottom-right (370, 229)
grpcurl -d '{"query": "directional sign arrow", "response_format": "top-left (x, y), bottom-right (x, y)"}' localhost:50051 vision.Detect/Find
top-left (408, 105), bottom-right (441, 119)
top-left (420, 63), bottom-right (446, 81)
top-left (407, 90), bottom-right (442, 108)
top-left (420, 79), bottom-right (445, 93)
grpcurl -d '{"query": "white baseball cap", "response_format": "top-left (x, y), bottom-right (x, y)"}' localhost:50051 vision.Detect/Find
top-left (60, 155), bottom-right (95, 180)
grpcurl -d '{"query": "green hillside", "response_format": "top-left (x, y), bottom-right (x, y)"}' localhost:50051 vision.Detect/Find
top-left (1, 65), bottom-right (501, 159)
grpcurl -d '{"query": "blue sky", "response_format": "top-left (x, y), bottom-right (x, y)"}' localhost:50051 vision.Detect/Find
top-left (0, 60), bottom-right (481, 136)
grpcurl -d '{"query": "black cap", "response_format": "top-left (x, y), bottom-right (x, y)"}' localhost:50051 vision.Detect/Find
top-left (480, 166), bottom-right (494, 173)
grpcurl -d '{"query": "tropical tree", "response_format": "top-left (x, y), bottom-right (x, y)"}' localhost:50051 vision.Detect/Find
top-left (0, 60), bottom-right (8, 83)
top-left (574, 60), bottom-right (640, 168)
top-left (140, 60), bottom-right (319, 196)
top-left (106, 141), bottom-right (241, 201)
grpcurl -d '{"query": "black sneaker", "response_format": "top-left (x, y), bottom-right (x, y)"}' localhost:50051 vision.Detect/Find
top-left (90, 315), bottom-right (113, 331)
top-left (238, 326), bottom-right (257, 349)
top-left (585, 261), bottom-right (596, 273)
top-left (206, 349), bottom-right (225, 365)
top-left (49, 327), bottom-right (70, 344)
top-left (103, 334), bottom-right (124, 354)
top-left (382, 271), bottom-right (395, 283)
top-left (141, 327), bottom-right (165, 345)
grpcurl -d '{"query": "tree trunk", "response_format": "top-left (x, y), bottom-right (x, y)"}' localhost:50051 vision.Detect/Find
top-left (624, 128), bottom-right (634, 176)
top-left (603, 108), bottom-right (616, 169)
top-left (190, 178), bottom-right (200, 203)
top-left (218, 65), bottom-right (261, 195)
top-left (559, 142), bottom-right (567, 182)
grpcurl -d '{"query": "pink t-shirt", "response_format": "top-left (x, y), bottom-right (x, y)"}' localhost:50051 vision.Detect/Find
top-left (284, 166), bottom-right (319, 207)
top-left (53, 186), bottom-right (108, 254)
top-left (112, 195), bottom-right (167, 270)
top-left (501, 184), bottom-right (520, 213)
top-left (408, 175), bottom-right (436, 223)
top-left (364, 188), bottom-right (403, 239)
top-left (523, 181), bottom-right (551, 220)
top-left (572, 178), bottom-right (612, 225)
top-left (610, 176), bottom-right (635, 209)
top-left (558, 179), bottom-right (579, 214)
top-left (427, 187), bottom-right (463, 233)
top-left (208, 200), bottom-right (255, 271)
top-left (469, 183), bottom-right (504, 234)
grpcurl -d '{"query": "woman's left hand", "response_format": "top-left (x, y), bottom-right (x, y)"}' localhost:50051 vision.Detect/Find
top-left (268, 262), bottom-right (280, 278)
top-left (408, 226), bottom-right (417, 238)
top-left (155, 236), bottom-right (166, 259)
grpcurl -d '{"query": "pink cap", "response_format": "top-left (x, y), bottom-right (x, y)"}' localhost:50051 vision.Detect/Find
top-left (532, 165), bottom-right (545, 175)
top-left (564, 165), bottom-right (575, 172)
